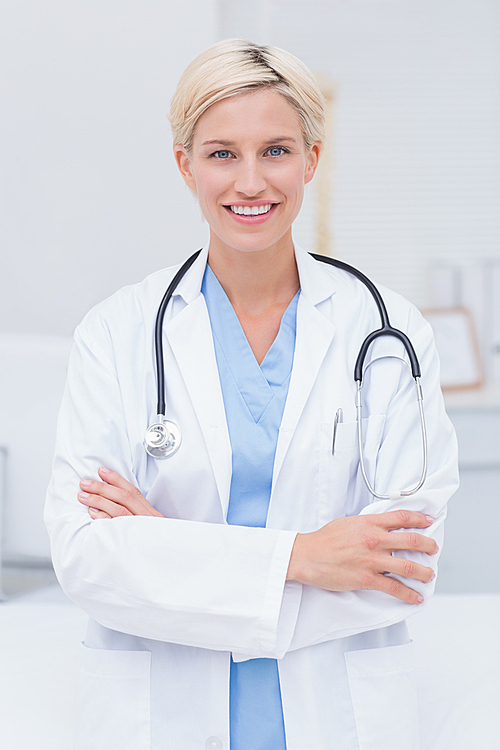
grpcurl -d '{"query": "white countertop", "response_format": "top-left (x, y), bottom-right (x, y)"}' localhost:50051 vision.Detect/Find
top-left (0, 588), bottom-right (498, 750)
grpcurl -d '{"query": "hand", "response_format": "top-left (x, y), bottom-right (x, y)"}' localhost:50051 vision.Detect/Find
top-left (286, 510), bottom-right (438, 605)
top-left (78, 467), bottom-right (164, 520)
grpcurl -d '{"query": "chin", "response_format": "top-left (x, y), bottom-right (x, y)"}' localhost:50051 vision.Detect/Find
top-left (216, 227), bottom-right (292, 255)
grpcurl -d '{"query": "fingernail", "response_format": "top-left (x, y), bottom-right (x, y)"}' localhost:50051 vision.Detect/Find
top-left (425, 515), bottom-right (433, 523)
top-left (80, 479), bottom-right (92, 487)
top-left (434, 545), bottom-right (439, 555)
top-left (99, 467), bottom-right (110, 474)
top-left (416, 595), bottom-right (424, 604)
top-left (79, 491), bottom-right (90, 499)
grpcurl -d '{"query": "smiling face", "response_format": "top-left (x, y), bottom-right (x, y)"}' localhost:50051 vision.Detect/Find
top-left (174, 89), bottom-right (320, 260)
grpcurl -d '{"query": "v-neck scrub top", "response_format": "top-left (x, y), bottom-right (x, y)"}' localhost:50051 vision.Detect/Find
top-left (202, 266), bottom-right (299, 750)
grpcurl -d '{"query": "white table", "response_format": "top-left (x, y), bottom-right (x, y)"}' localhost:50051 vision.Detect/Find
top-left (1, 590), bottom-right (498, 750)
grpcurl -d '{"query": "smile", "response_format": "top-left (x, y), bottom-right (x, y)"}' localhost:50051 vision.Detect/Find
top-left (228, 203), bottom-right (274, 216)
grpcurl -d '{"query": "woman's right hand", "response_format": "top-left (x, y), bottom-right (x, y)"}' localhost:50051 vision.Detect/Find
top-left (286, 510), bottom-right (438, 605)
top-left (78, 467), bottom-right (164, 520)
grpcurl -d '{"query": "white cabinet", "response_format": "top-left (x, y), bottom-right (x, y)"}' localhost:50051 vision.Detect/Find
top-left (437, 394), bottom-right (500, 593)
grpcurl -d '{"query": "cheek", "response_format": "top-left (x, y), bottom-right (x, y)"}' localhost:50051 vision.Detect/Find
top-left (283, 161), bottom-right (308, 191)
top-left (193, 168), bottom-right (224, 206)
top-left (286, 171), bottom-right (307, 203)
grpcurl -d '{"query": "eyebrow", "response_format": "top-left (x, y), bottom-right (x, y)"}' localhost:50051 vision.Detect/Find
top-left (200, 136), bottom-right (299, 147)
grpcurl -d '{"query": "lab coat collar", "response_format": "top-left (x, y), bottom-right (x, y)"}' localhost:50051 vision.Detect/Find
top-left (294, 244), bottom-right (338, 305)
top-left (171, 243), bottom-right (210, 305)
top-left (171, 242), bottom-right (338, 307)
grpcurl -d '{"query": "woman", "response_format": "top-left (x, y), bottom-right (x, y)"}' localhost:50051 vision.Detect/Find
top-left (45, 39), bottom-right (458, 750)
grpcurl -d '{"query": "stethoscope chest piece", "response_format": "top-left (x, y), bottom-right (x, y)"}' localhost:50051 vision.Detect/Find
top-left (146, 250), bottom-right (428, 493)
top-left (144, 419), bottom-right (181, 459)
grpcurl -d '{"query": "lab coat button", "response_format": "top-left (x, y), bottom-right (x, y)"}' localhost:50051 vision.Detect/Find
top-left (206, 737), bottom-right (223, 750)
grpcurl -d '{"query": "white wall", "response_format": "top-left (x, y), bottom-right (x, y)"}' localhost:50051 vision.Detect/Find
top-left (0, 334), bottom-right (73, 561)
top-left (221, 0), bottom-right (500, 310)
top-left (0, 0), bottom-right (216, 336)
top-left (3, 1), bottom-right (498, 330)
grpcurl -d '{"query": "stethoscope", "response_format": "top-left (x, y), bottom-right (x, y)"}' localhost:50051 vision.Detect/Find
top-left (144, 250), bottom-right (428, 500)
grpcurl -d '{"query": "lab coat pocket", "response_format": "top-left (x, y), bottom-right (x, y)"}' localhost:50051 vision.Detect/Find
top-left (345, 641), bottom-right (419, 750)
top-left (319, 415), bottom-right (385, 523)
top-left (74, 643), bottom-right (151, 750)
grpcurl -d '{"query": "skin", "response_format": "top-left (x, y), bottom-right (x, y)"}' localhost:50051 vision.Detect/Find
top-left (78, 88), bottom-right (437, 606)
top-left (175, 89), bottom-right (320, 364)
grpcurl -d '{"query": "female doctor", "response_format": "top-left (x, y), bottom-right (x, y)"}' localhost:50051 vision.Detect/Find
top-left (45, 39), bottom-right (458, 750)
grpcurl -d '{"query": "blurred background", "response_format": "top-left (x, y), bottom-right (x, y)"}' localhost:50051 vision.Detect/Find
top-left (1, 3), bottom-right (499, 747)
top-left (1, 0), bottom-right (499, 594)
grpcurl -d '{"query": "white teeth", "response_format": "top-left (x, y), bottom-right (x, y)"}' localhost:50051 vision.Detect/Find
top-left (230, 204), bottom-right (273, 216)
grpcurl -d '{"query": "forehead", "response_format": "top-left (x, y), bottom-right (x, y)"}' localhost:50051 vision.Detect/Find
top-left (193, 89), bottom-right (303, 147)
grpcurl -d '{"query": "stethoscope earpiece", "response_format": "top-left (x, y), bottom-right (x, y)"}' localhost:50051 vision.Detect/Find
top-left (144, 419), bottom-right (182, 459)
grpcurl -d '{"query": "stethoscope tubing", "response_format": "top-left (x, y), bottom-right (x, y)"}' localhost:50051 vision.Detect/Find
top-left (154, 249), bottom-right (202, 416)
top-left (309, 253), bottom-right (427, 498)
top-left (309, 253), bottom-right (421, 381)
top-left (149, 250), bottom-right (428, 498)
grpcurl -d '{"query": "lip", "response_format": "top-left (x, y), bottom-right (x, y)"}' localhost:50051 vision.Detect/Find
top-left (223, 202), bottom-right (279, 224)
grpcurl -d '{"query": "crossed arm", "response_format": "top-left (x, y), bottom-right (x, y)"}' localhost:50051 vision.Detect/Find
top-left (78, 466), bottom-right (437, 607)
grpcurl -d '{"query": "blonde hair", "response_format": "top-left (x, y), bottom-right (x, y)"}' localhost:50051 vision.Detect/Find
top-left (169, 39), bottom-right (326, 152)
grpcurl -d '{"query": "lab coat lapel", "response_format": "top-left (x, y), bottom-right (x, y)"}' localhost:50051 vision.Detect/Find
top-left (165, 282), bottom-right (232, 520)
top-left (163, 245), bottom-right (336, 517)
top-left (272, 293), bottom-right (335, 486)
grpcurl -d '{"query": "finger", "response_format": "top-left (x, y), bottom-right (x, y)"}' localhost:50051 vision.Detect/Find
top-left (79, 479), bottom-right (143, 514)
top-left (78, 491), bottom-right (133, 518)
top-left (375, 574), bottom-right (425, 606)
top-left (97, 469), bottom-right (150, 513)
top-left (382, 557), bottom-right (435, 584)
top-left (98, 467), bottom-right (137, 493)
top-left (88, 507), bottom-right (112, 520)
top-left (373, 509), bottom-right (433, 531)
top-left (78, 479), bottom-right (163, 518)
top-left (384, 531), bottom-right (439, 556)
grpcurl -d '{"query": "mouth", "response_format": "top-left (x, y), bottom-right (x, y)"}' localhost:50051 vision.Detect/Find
top-left (228, 203), bottom-right (274, 216)
top-left (223, 202), bottom-right (278, 223)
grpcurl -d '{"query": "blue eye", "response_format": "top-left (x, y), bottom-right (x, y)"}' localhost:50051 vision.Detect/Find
top-left (266, 146), bottom-right (287, 157)
top-left (213, 150), bottom-right (232, 159)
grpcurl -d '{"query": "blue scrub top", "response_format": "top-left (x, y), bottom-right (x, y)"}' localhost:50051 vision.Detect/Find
top-left (202, 266), bottom-right (299, 750)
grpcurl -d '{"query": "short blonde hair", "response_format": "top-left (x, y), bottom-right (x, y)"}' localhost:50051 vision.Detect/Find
top-left (169, 39), bottom-right (326, 152)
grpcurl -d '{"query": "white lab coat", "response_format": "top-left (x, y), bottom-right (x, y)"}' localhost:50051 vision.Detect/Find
top-left (45, 244), bottom-right (458, 750)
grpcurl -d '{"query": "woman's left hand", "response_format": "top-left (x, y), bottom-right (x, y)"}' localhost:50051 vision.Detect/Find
top-left (78, 467), bottom-right (164, 519)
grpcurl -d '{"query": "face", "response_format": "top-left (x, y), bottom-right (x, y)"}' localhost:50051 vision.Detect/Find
top-left (174, 89), bottom-right (320, 258)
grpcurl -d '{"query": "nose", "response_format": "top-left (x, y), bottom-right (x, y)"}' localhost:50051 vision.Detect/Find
top-left (233, 156), bottom-right (267, 197)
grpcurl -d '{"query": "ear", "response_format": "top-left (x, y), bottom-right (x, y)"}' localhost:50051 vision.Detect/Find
top-left (304, 142), bottom-right (322, 185)
top-left (174, 144), bottom-right (197, 192)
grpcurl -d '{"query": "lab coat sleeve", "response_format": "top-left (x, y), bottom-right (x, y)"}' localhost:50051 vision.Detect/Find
top-left (44, 314), bottom-right (297, 658)
top-left (272, 310), bottom-right (459, 657)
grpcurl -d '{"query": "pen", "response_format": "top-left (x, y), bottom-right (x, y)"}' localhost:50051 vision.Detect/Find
top-left (332, 408), bottom-right (343, 455)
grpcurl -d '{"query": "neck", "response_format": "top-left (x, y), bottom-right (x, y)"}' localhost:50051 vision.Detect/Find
top-left (207, 232), bottom-right (300, 316)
